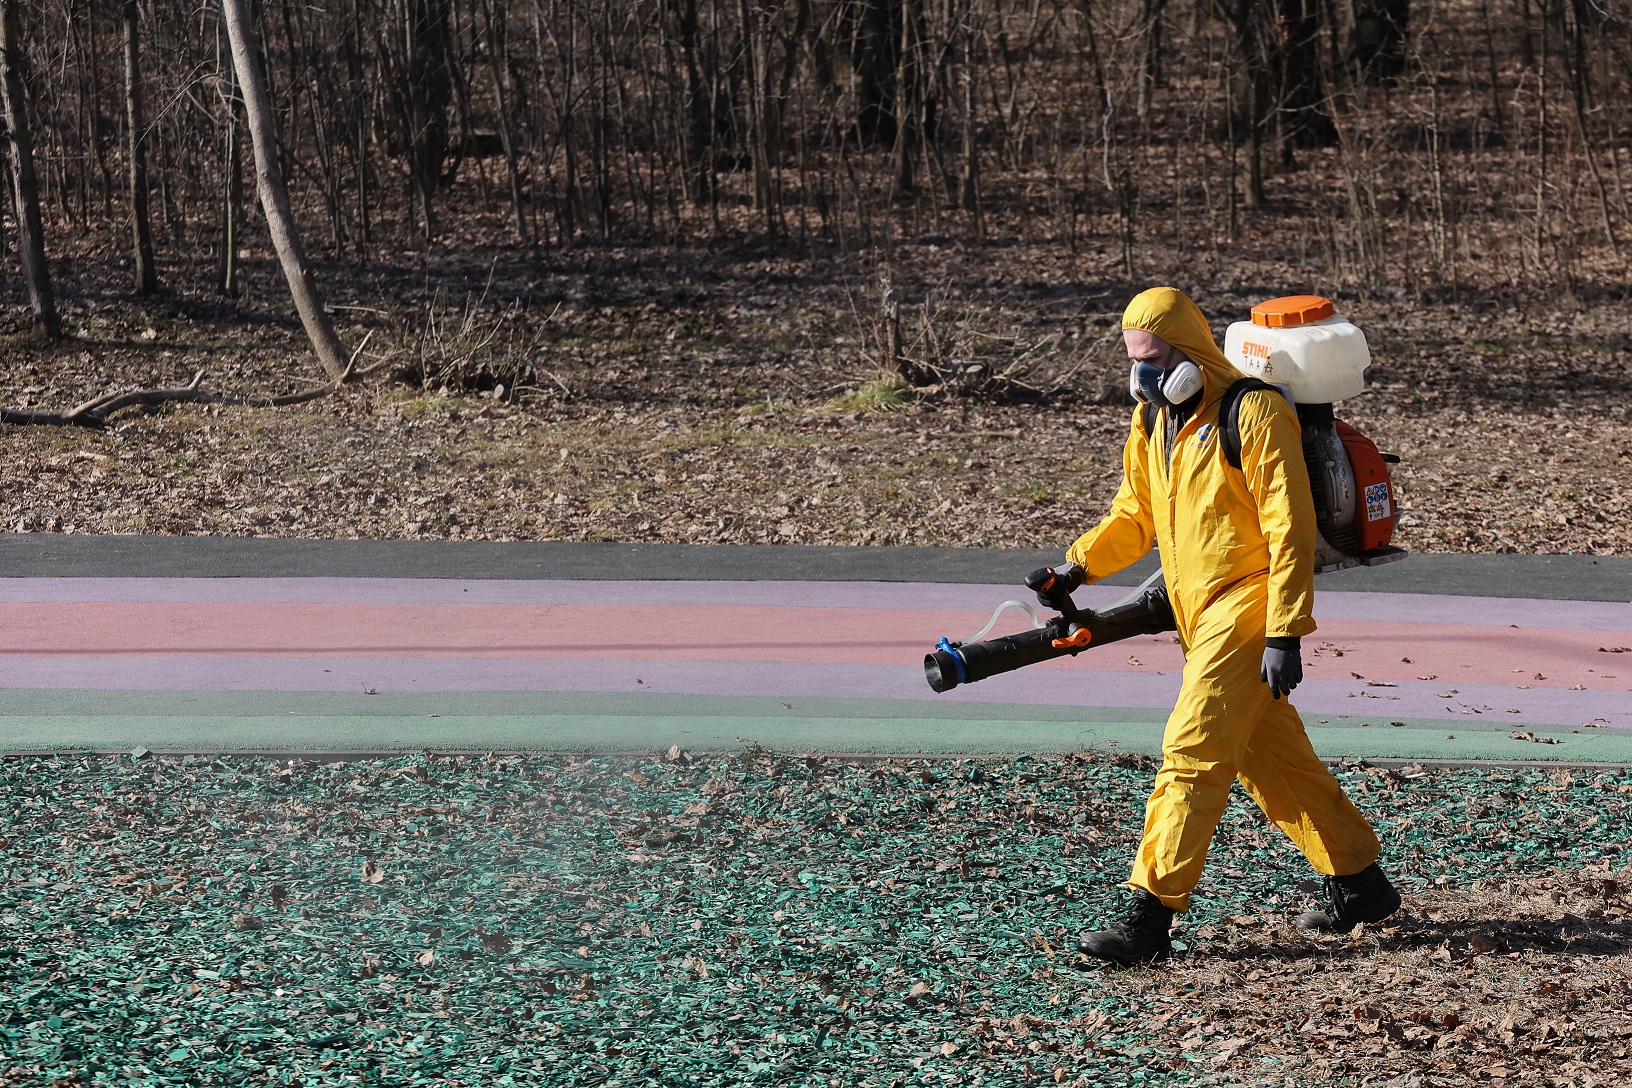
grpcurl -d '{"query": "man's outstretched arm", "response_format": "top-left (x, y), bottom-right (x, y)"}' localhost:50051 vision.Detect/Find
top-left (1064, 408), bottom-right (1157, 583)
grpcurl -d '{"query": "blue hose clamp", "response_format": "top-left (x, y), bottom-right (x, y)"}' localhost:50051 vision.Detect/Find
top-left (935, 637), bottom-right (967, 686)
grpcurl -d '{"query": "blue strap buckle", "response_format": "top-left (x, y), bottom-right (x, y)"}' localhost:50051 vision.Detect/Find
top-left (935, 637), bottom-right (967, 686)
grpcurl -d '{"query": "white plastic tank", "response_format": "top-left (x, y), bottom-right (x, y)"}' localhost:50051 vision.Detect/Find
top-left (1223, 295), bottom-right (1370, 405)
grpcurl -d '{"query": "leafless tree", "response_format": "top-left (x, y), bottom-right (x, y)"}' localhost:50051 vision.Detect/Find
top-left (123, 0), bottom-right (158, 295)
top-left (0, 0), bottom-right (1621, 315)
top-left (0, 0), bottom-right (57, 339)
top-left (221, 0), bottom-right (352, 378)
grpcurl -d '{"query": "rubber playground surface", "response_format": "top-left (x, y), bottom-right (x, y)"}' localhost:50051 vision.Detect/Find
top-left (4, 536), bottom-right (1632, 1087)
top-left (2, 534), bottom-right (1629, 764)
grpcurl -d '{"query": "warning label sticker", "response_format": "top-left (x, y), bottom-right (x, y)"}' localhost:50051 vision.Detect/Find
top-left (1365, 482), bottom-right (1392, 522)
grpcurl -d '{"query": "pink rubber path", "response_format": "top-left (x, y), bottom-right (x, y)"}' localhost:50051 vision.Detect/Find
top-left (3, 599), bottom-right (1628, 689)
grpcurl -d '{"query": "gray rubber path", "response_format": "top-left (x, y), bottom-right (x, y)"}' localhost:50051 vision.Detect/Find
top-left (3, 533), bottom-right (1629, 599)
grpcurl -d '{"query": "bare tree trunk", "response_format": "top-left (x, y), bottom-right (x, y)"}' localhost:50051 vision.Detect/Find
top-left (0, 0), bottom-right (57, 340)
top-left (853, 0), bottom-right (901, 147)
top-left (75, 0), bottom-right (114, 221)
top-left (738, 0), bottom-right (772, 216)
top-left (1227, 0), bottom-right (1267, 206)
top-left (217, 1), bottom-right (243, 297)
top-left (345, 0), bottom-right (372, 246)
top-left (1244, 67), bottom-right (1264, 205)
top-left (1533, 0), bottom-right (1549, 272)
top-left (892, 0), bottom-right (923, 194)
top-left (957, 1), bottom-right (981, 233)
top-left (1136, 0), bottom-right (1167, 120)
top-left (481, 0), bottom-right (528, 245)
top-left (124, 0), bottom-right (158, 295)
top-left (1275, 0), bottom-right (1336, 156)
top-left (220, 114), bottom-right (242, 296)
top-left (382, 0), bottom-right (453, 241)
top-left (221, 0), bottom-right (351, 379)
top-left (1350, 0), bottom-right (1410, 82)
top-left (670, 0), bottom-right (710, 205)
top-left (1564, 0), bottom-right (1619, 257)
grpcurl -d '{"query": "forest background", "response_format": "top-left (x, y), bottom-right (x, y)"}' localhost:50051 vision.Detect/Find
top-left (0, 0), bottom-right (1628, 556)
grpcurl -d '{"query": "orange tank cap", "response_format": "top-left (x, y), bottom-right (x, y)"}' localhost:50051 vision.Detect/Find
top-left (1251, 295), bottom-right (1335, 328)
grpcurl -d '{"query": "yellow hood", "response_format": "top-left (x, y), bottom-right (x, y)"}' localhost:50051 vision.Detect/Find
top-left (1121, 287), bottom-right (1239, 403)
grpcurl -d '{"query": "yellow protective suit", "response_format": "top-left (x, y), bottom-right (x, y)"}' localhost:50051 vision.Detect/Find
top-left (1066, 287), bottom-right (1380, 912)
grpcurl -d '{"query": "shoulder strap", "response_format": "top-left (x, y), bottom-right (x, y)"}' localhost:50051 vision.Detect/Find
top-left (1138, 401), bottom-right (1157, 439)
top-left (1220, 378), bottom-right (1283, 470)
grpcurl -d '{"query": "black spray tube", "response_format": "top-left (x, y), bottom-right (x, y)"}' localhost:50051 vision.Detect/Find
top-left (924, 587), bottom-right (1176, 693)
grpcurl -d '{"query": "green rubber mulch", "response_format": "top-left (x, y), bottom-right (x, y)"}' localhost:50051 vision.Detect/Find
top-left (2, 750), bottom-right (1629, 1087)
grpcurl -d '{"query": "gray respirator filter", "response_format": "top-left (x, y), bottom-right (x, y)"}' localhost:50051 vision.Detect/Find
top-left (1129, 358), bottom-right (1203, 407)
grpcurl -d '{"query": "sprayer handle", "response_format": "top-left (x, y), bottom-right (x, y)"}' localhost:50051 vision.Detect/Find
top-left (1026, 563), bottom-right (1084, 614)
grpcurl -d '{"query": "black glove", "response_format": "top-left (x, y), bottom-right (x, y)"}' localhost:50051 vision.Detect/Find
top-left (1261, 636), bottom-right (1303, 700)
top-left (1026, 562), bottom-right (1084, 612)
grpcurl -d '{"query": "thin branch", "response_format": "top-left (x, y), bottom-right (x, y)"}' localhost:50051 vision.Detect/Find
top-left (0, 367), bottom-right (359, 429)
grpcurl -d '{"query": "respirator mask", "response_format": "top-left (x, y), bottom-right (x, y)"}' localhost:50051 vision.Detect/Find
top-left (1128, 353), bottom-right (1204, 407)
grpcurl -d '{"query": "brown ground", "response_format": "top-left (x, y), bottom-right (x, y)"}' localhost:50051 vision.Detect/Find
top-left (1, 237), bottom-right (1629, 556)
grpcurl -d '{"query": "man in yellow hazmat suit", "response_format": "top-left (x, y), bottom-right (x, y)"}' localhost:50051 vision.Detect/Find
top-left (1041, 287), bottom-right (1401, 966)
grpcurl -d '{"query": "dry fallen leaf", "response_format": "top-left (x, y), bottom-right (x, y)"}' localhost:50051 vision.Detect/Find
top-left (361, 860), bottom-right (385, 884)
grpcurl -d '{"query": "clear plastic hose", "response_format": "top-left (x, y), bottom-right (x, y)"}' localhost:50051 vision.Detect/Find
top-left (960, 599), bottom-right (1046, 644)
top-left (1107, 564), bottom-right (1166, 608)
top-left (957, 565), bottom-right (1166, 644)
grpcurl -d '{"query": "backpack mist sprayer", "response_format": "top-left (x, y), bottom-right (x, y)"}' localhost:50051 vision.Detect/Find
top-left (924, 295), bottom-right (1407, 694)
top-left (924, 568), bottom-right (1177, 693)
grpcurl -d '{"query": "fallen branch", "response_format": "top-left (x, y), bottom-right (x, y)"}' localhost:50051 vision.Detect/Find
top-left (0, 361), bottom-right (358, 429)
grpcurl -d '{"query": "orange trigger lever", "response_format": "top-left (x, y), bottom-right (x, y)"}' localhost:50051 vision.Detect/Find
top-left (1051, 628), bottom-right (1093, 650)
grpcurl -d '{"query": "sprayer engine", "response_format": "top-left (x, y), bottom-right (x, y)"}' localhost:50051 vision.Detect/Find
top-left (1297, 404), bottom-right (1404, 572)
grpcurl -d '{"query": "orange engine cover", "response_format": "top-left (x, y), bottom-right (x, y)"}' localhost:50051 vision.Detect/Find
top-left (1336, 421), bottom-right (1396, 552)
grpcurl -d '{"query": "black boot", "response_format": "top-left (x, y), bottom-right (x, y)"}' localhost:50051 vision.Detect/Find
top-left (1295, 863), bottom-right (1402, 933)
top-left (1077, 889), bottom-right (1175, 966)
